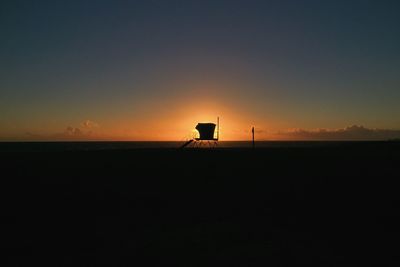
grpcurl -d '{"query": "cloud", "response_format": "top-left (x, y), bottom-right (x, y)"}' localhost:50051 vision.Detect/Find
top-left (274, 125), bottom-right (400, 140)
top-left (57, 120), bottom-right (99, 139)
top-left (81, 120), bottom-right (99, 129)
top-left (64, 126), bottom-right (83, 136)
top-left (40, 126), bottom-right (90, 140)
top-left (22, 120), bottom-right (101, 141)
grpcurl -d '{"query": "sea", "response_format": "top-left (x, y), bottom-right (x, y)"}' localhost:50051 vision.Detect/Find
top-left (0, 141), bottom-right (386, 152)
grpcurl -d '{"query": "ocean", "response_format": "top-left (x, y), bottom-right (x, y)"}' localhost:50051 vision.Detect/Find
top-left (0, 140), bottom-right (387, 152)
top-left (2, 139), bottom-right (399, 265)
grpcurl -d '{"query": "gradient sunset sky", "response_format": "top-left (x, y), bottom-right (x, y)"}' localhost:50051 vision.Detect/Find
top-left (1, 0), bottom-right (400, 141)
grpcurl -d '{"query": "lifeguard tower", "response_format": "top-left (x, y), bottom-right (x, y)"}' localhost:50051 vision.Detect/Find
top-left (180, 117), bottom-right (219, 148)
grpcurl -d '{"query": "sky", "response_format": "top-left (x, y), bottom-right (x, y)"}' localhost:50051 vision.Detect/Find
top-left (1, 0), bottom-right (400, 141)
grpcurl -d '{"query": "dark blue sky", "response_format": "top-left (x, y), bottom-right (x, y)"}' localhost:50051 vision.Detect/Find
top-left (1, 0), bottom-right (400, 140)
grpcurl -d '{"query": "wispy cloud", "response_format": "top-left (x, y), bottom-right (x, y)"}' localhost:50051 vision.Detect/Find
top-left (64, 126), bottom-right (83, 136)
top-left (81, 120), bottom-right (99, 129)
top-left (272, 125), bottom-right (400, 140)
top-left (22, 120), bottom-right (101, 141)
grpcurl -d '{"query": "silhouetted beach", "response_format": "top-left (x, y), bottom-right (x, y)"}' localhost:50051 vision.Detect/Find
top-left (1, 141), bottom-right (400, 265)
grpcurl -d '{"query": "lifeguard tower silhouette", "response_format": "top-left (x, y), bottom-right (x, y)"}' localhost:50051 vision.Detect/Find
top-left (180, 117), bottom-right (219, 148)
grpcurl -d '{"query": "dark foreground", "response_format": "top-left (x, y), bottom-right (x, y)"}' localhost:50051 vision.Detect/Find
top-left (1, 142), bottom-right (400, 266)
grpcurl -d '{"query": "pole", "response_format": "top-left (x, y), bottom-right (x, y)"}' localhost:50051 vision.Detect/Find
top-left (252, 126), bottom-right (255, 149)
top-left (217, 117), bottom-right (219, 140)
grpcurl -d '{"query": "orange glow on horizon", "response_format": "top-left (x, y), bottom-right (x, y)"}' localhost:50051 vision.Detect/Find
top-left (0, 82), bottom-right (283, 141)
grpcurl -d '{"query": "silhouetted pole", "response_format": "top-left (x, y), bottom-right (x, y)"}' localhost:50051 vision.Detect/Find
top-left (217, 117), bottom-right (219, 140)
top-left (252, 126), bottom-right (255, 149)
